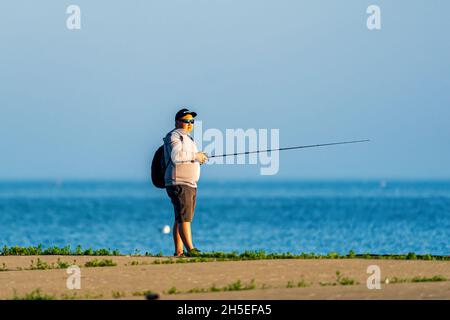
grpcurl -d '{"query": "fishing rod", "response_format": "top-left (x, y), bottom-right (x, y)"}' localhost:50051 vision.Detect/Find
top-left (207, 139), bottom-right (370, 158)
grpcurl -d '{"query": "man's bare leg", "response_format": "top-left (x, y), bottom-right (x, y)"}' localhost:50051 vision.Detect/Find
top-left (178, 222), bottom-right (194, 251)
top-left (173, 222), bottom-right (184, 256)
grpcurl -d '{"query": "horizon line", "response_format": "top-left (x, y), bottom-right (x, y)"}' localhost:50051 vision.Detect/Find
top-left (1, 177), bottom-right (450, 183)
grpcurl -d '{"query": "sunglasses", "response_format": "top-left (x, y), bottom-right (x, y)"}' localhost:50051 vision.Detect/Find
top-left (178, 119), bottom-right (195, 124)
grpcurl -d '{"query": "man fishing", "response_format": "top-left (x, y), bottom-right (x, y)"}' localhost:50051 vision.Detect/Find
top-left (164, 108), bottom-right (208, 257)
top-left (160, 108), bottom-right (368, 257)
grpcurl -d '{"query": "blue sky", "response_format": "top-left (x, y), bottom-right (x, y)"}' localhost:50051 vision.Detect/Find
top-left (1, 1), bottom-right (449, 180)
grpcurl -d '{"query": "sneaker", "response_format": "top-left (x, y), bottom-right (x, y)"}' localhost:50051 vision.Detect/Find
top-left (173, 251), bottom-right (186, 257)
top-left (186, 248), bottom-right (201, 257)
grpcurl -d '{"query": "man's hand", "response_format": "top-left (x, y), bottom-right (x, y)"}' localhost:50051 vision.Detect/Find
top-left (195, 152), bottom-right (208, 164)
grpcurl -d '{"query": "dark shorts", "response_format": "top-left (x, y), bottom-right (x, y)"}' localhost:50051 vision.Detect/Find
top-left (166, 185), bottom-right (197, 223)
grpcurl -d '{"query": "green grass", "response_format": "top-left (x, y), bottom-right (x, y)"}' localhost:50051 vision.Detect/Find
top-left (12, 289), bottom-right (132, 300)
top-left (152, 258), bottom-right (176, 265)
top-left (150, 250), bottom-right (450, 263)
top-left (173, 250), bottom-right (449, 261)
top-left (128, 260), bottom-right (150, 266)
top-left (55, 258), bottom-right (72, 269)
top-left (319, 271), bottom-right (358, 286)
top-left (84, 259), bottom-right (117, 267)
top-left (166, 286), bottom-right (180, 295)
top-left (319, 281), bottom-right (336, 286)
top-left (209, 284), bottom-right (221, 292)
top-left (60, 292), bottom-right (79, 300)
top-left (2, 246), bottom-right (448, 262)
top-left (336, 271), bottom-right (358, 286)
top-left (224, 279), bottom-right (256, 291)
top-left (132, 290), bottom-right (157, 296)
top-left (152, 257), bottom-right (211, 264)
top-left (167, 279), bottom-right (257, 295)
top-left (187, 287), bottom-right (209, 294)
top-left (61, 292), bottom-right (105, 300)
top-left (297, 279), bottom-right (309, 287)
top-left (112, 291), bottom-right (126, 299)
top-left (287, 279), bottom-right (309, 288)
top-left (411, 275), bottom-right (447, 282)
top-left (29, 258), bottom-right (75, 270)
top-left (13, 289), bottom-right (55, 300)
top-left (389, 275), bottom-right (447, 284)
top-left (29, 258), bottom-right (50, 270)
top-left (388, 277), bottom-right (409, 284)
top-left (61, 292), bottom-right (104, 300)
top-left (83, 292), bottom-right (104, 299)
top-left (1, 245), bottom-right (120, 256)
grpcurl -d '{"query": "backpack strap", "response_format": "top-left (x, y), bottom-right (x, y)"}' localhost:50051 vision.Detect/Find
top-left (162, 137), bottom-right (172, 170)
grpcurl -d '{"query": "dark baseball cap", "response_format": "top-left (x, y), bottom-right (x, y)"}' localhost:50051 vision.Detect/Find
top-left (175, 108), bottom-right (197, 120)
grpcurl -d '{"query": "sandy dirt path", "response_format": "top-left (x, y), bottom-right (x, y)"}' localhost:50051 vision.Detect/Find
top-left (0, 256), bottom-right (448, 300)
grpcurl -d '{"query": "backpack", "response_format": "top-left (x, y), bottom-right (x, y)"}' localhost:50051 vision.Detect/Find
top-left (151, 144), bottom-right (170, 189)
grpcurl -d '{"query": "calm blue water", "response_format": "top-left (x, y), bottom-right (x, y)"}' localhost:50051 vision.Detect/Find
top-left (0, 180), bottom-right (449, 255)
